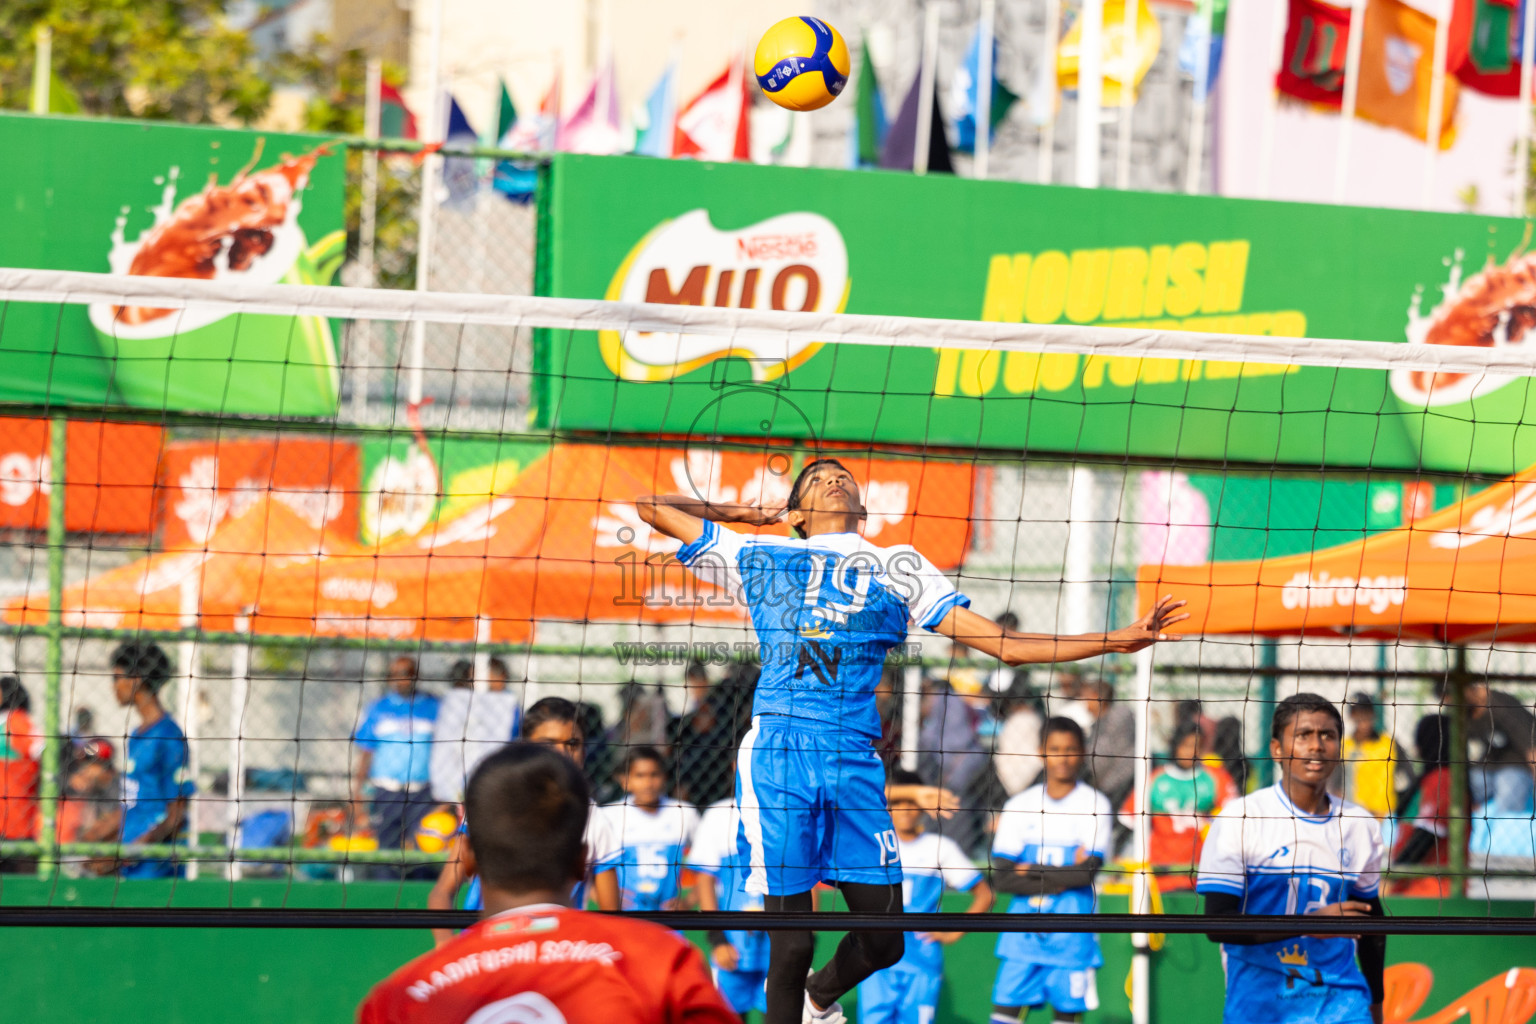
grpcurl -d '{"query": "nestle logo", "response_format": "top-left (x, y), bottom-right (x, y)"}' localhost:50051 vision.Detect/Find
top-left (736, 233), bottom-right (818, 261)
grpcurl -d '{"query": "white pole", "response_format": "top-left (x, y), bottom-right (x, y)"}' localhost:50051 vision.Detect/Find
top-left (902, 664), bottom-right (922, 772)
top-left (1040, 0), bottom-right (1062, 184)
top-left (1334, 0), bottom-right (1367, 204)
top-left (1063, 466), bottom-right (1097, 635)
top-left (1184, 0), bottom-right (1213, 194)
top-left (1116, 0), bottom-right (1139, 189)
top-left (976, 0), bottom-right (997, 179)
top-left (1423, 0), bottom-right (1451, 206)
top-left (1517, 0), bottom-right (1535, 216)
top-left (30, 26), bottom-right (50, 114)
top-left (354, 57), bottom-right (382, 423)
top-left (178, 576), bottom-right (201, 881)
top-left (1077, 0), bottom-right (1106, 188)
top-left (915, 3), bottom-right (942, 175)
top-left (977, 0), bottom-right (997, 180)
top-left (1258, 0), bottom-right (1289, 198)
top-left (229, 615), bottom-right (251, 881)
top-left (1129, 645), bottom-right (1156, 1024)
top-left (474, 616), bottom-right (492, 694)
top-left (410, 0), bottom-right (446, 408)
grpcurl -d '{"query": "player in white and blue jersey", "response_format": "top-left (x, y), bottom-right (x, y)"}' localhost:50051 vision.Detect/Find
top-left (858, 769), bottom-right (994, 1024)
top-left (638, 458), bottom-right (1187, 1024)
top-left (690, 796), bottom-right (771, 1017)
top-left (1197, 693), bottom-right (1386, 1024)
top-left (601, 745), bottom-right (701, 911)
top-left (990, 718), bottom-right (1114, 1023)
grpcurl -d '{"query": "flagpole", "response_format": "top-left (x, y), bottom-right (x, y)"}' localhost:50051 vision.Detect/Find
top-left (915, 2), bottom-right (941, 175)
top-left (1333, 0), bottom-right (1366, 204)
top-left (1258, 0), bottom-right (1288, 198)
top-left (1077, 0), bottom-right (1106, 188)
top-left (1518, 0), bottom-right (1536, 216)
top-left (410, 0), bottom-right (445, 409)
top-left (1422, 0), bottom-right (1451, 207)
top-left (977, 0), bottom-right (996, 179)
top-left (1185, 0), bottom-right (1213, 193)
top-left (1039, 0), bottom-right (1062, 183)
top-left (354, 57), bottom-right (382, 423)
top-left (1115, 0), bottom-right (1139, 189)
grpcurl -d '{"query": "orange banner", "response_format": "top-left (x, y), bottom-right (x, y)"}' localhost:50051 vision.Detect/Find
top-left (0, 418), bottom-right (162, 534)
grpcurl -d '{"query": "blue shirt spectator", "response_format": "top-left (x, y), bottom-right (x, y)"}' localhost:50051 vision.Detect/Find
top-left (355, 690), bottom-right (440, 787)
top-left (110, 641), bottom-right (193, 880)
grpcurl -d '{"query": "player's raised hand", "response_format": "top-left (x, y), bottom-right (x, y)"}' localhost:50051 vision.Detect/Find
top-left (1106, 594), bottom-right (1190, 651)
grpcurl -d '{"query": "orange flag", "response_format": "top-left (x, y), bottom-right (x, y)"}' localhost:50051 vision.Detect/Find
top-left (1355, 0), bottom-right (1459, 147)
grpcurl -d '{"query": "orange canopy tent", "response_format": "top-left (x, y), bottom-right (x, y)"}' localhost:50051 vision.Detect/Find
top-left (1136, 466), bottom-right (1536, 643)
top-left (2, 496), bottom-right (345, 633)
top-left (247, 442), bottom-right (977, 643)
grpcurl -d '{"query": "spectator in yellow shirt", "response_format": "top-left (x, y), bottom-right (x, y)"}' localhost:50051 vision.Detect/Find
top-left (1334, 692), bottom-right (1410, 819)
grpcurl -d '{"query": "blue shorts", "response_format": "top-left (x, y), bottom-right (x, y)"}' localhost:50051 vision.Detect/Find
top-left (714, 966), bottom-right (768, 1014)
top-left (736, 716), bottom-right (900, 895)
top-left (1222, 955), bottom-right (1373, 1024)
top-left (858, 963), bottom-right (944, 1024)
top-left (992, 961), bottom-right (1098, 1014)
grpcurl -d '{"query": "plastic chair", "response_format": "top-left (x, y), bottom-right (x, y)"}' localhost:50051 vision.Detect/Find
top-left (1416, 968), bottom-right (1536, 1024)
top-left (1385, 963), bottom-right (1434, 1024)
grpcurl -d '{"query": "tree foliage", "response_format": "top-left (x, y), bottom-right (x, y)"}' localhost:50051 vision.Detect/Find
top-left (0, 1), bottom-right (272, 122)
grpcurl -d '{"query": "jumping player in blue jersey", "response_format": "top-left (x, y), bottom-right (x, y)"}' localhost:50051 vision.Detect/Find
top-left (637, 458), bottom-right (1187, 1024)
top-left (1198, 694), bottom-right (1387, 1024)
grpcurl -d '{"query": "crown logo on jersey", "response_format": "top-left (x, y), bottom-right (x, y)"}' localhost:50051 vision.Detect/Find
top-left (1277, 944), bottom-right (1309, 966)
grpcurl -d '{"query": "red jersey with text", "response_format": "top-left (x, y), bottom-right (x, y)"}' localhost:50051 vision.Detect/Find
top-left (357, 904), bottom-right (740, 1024)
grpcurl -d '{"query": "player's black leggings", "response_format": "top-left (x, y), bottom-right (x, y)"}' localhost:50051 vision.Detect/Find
top-left (763, 882), bottom-right (905, 1024)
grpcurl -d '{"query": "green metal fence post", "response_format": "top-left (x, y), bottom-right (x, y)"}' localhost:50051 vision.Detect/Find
top-left (38, 415), bottom-right (65, 879)
top-left (1256, 638), bottom-right (1278, 788)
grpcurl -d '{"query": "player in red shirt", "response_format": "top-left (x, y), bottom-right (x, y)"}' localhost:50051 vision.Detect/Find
top-left (358, 742), bottom-right (739, 1024)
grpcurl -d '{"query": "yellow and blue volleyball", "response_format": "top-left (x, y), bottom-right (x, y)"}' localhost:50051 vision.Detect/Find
top-left (754, 16), bottom-right (850, 112)
top-left (414, 810), bottom-right (459, 854)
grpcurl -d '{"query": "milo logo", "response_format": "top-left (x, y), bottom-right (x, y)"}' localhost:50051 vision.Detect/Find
top-left (599, 209), bottom-right (850, 382)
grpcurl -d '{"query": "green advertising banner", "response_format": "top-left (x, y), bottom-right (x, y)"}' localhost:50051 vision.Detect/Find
top-left (0, 114), bottom-right (345, 417)
top-left (538, 154), bottom-right (1534, 474)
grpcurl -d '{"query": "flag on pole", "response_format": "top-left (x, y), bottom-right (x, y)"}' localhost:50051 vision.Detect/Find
top-left (1179, 0), bottom-right (1229, 102)
top-left (879, 71), bottom-right (954, 172)
top-left (1356, 0), bottom-right (1459, 145)
top-left (1058, 0), bottom-right (1162, 105)
top-left (851, 38), bottom-right (888, 167)
top-left (494, 71), bottom-right (560, 203)
top-left (441, 95), bottom-right (481, 207)
top-left (675, 61), bottom-right (751, 162)
top-left (951, 23), bottom-right (1019, 152)
top-left (635, 62), bottom-right (678, 157)
top-left (1449, 0), bottom-right (1526, 96)
top-left (559, 57), bottom-right (625, 154)
top-left (1276, 0), bottom-right (1353, 105)
top-left (379, 80), bottom-right (418, 138)
top-left (496, 79), bottom-right (518, 141)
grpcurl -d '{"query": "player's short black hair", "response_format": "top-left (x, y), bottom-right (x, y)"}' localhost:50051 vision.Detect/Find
top-left (523, 697), bottom-right (579, 737)
top-left (786, 458), bottom-right (859, 539)
top-left (0, 676), bottom-right (29, 714)
top-left (487, 656), bottom-right (510, 679)
top-left (888, 768), bottom-right (925, 805)
top-left (1271, 692), bottom-right (1344, 742)
top-left (622, 744), bottom-right (665, 774)
top-left (1042, 716), bottom-right (1086, 749)
top-left (1169, 720), bottom-right (1203, 754)
top-left (464, 742), bottom-right (590, 893)
top-left (110, 641), bottom-right (172, 694)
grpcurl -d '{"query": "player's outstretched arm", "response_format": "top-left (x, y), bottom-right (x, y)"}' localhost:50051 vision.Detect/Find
top-left (634, 493), bottom-right (784, 546)
top-left (932, 596), bottom-right (1189, 666)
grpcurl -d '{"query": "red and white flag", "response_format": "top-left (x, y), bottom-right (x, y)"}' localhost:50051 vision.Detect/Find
top-left (559, 56), bottom-right (626, 154)
top-left (674, 60), bottom-right (751, 162)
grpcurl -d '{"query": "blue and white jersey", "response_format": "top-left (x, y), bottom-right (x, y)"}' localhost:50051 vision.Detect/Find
top-left (353, 691), bottom-right (439, 788)
top-left (600, 797), bottom-right (700, 912)
top-left (678, 523), bottom-right (970, 739)
top-left (687, 799), bottom-right (769, 973)
top-left (461, 800), bottom-right (620, 911)
top-left (992, 781), bottom-right (1114, 969)
top-left (895, 831), bottom-right (983, 970)
top-left (1196, 785), bottom-right (1384, 1016)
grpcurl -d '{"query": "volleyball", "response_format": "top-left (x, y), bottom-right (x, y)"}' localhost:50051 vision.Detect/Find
top-left (754, 16), bottom-right (850, 111)
top-left (414, 811), bottom-right (460, 854)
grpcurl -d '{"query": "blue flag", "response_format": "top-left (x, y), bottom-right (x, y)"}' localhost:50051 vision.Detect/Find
top-left (442, 95), bottom-right (481, 208)
top-left (635, 63), bottom-right (677, 158)
top-left (950, 24), bottom-right (1018, 153)
top-left (1178, 0), bottom-right (1227, 103)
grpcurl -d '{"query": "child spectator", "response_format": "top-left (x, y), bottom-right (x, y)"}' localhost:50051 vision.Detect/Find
top-left (1119, 722), bottom-right (1235, 890)
top-left (689, 795), bottom-right (770, 1017)
top-left (0, 676), bottom-right (41, 850)
top-left (991, 717), bottom-right (1114, 1024)
top-left (601, 745), bottom-right (699, 911)
top-left (857, 768), bottom-right (994, 1024)
top-left (1393, 713), bottom-right (1460, 894)
top-left (1335, 693), bottom-right (1409, 820)
top-left (994, 678), bottom-right (1045, 797)
top-left (111, 642), bottom-right (194, 878)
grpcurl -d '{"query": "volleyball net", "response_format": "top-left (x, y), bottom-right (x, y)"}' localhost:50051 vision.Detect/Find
top-left (1, 266), bottom-right (1536, 939)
